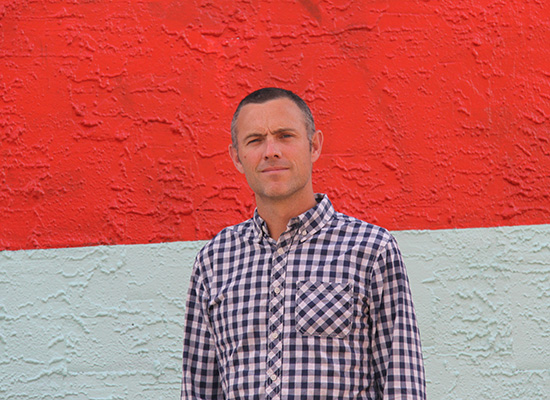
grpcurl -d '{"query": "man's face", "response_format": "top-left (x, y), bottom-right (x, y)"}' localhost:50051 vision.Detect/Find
top-left (229, 97), bottom-right (322, 205)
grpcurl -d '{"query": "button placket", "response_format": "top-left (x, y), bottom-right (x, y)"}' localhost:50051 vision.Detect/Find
top-left (265, 247), bottom-right (287, 400)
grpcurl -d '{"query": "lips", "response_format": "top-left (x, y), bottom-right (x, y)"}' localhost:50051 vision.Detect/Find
top-left (260, 166), bottom-right (289, 173)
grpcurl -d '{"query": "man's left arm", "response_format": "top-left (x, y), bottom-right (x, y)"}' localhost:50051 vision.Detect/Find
top-left (370, 235), bottom-right (426, 399)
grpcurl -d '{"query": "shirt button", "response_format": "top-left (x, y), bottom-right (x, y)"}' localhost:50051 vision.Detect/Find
top-left (277, 248), bottom-right (284, 255)
top-left (270, 374), bottom-right (278, 382)
top-left (273, 285), bottom-right (281, 295)
top-left (270, 332), bottom-right (279, 340)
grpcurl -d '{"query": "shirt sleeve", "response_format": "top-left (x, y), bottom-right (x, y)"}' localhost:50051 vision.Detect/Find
top-left (181, 256), bottom-right (224, 400)
top-left (369, 235), bottom-right (426, 399)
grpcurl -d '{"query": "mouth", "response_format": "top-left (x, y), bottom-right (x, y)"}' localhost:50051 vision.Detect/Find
top-left (261, 166), bottom-right (288, 173)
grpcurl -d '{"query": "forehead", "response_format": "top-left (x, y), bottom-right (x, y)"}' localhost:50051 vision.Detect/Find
top-left (235, 97), bottom-right (306, 135)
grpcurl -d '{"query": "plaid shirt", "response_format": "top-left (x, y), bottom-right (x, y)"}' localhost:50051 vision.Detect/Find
top-left (181, 194), bottom-right (426, 400)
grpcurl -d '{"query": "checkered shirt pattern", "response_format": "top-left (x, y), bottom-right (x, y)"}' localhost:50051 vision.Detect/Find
top-left (181, 194), bottom-right (426, 400)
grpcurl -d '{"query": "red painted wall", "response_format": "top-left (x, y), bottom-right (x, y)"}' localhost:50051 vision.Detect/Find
top-left (1, 1), bottom-right (549, 250)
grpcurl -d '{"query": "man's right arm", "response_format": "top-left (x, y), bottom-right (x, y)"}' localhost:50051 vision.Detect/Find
top-left (181, 259), bottom-right (223, 400)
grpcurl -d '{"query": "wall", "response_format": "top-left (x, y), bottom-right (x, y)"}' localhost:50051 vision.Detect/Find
top-left (2, 226), bottom-right (549, 399)
top-left (394, 226), bottom-right (550, 399)
top-left (1, 1), bottom-right (549, 399)
top-left (1, 0), bottom-right (549, 250)
top-left (1, 241), bottom-right (204, 400)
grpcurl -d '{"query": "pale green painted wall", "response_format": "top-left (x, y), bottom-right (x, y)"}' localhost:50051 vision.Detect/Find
top-left (393, 226), bottom-right (550, 399)
top-left (1, 225), bottom-right (549, 399)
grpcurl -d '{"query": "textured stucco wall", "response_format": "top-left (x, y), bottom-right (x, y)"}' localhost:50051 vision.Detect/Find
top-left (1, 225), bottom-right (549, 399)
top-left (0, 240), bottom-right (205, 400)
top-left (393, 226), bottom-right (550, 400)
top-left (2, 1), bottom-right (550, 251)
top-left (2, 1), bottom-right (549, 398)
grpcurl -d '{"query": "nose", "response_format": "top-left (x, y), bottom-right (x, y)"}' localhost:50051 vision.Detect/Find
top-left (264, 136), bottom-right (281, 159)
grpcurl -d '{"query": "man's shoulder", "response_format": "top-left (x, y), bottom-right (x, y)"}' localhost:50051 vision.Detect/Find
top-left (217, 218), bottom-right (256, 241)
top-left (196, 218), bottom-right (255, 257)
top-left (329, 211), bottom-right (395, 248)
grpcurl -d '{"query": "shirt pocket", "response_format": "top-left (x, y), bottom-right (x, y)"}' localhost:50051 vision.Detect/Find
top-left (295, 280), bottom-right (354, 338)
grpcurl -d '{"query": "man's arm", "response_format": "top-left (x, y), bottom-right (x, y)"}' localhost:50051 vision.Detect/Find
top-left (370, 235), bottom-right (426, 399)
top-left (181, 259), bottom-right (224, 400)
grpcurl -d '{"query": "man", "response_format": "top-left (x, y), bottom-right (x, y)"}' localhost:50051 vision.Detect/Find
top-left (181, 88), bottom-right (426, 399)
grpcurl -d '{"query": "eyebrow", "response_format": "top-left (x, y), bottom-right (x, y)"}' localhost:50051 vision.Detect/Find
top-left (242, 128), bottom-right (297, 142)
top-left (272, 127), bottom-right (297, 134)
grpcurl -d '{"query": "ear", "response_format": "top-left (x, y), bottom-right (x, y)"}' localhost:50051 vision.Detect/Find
top-left (229, 144), bottom-right (245, 173)
top-left (310, 130), bottom-right (323, 163)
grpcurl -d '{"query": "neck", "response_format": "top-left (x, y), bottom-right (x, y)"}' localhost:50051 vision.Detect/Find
top-left (256, 190), bottom-right (317, 241)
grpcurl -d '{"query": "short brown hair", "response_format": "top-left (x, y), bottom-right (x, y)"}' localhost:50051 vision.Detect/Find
top-left (230, 87), bottom-right (315, 147)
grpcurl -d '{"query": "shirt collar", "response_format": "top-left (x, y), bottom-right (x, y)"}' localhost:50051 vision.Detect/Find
top-left (252, 194), bottom-right (335, 242)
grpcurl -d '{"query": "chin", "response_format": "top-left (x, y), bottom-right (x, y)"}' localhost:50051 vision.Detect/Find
top-left (257, 187), bottom-right (290, 200)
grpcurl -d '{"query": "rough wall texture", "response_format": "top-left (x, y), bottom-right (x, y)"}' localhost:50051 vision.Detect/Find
top-left (0, 240), bottom-right (205, 400)
top-left (1, 1), bottom-right (549, 251)
top-left (393, 226), bottom-right (550, 400)
top-left (1, 2), bottom-right (549, 398)
top-left (1, 225), bottom-right (549, 399)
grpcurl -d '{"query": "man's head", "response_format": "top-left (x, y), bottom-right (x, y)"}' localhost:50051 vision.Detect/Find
top-left (230, 87), bottom-right (316, 148)
top-left (228, 88), bottom-right (323, 208)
